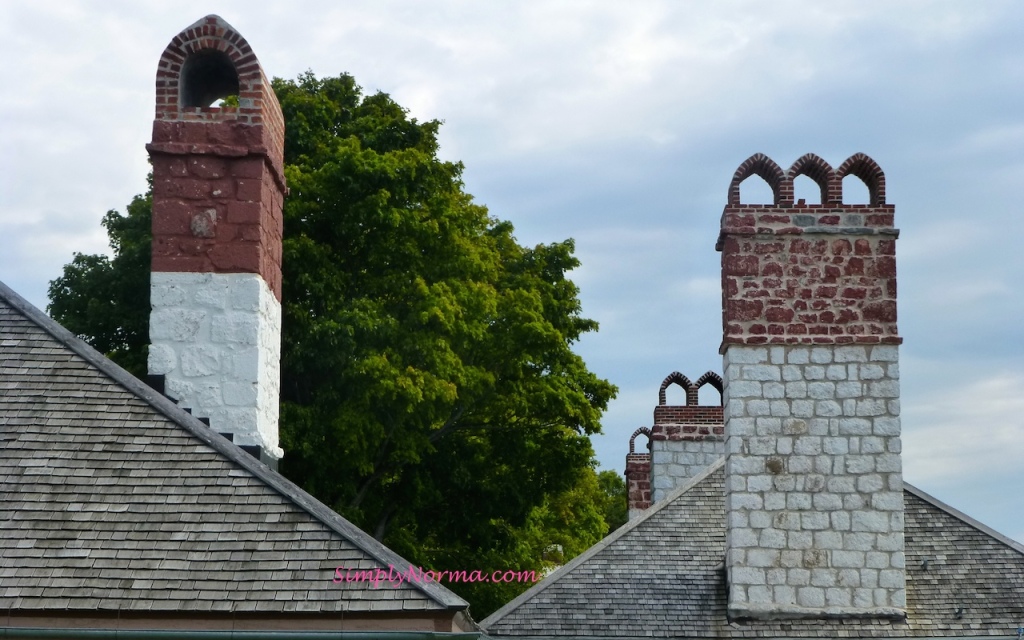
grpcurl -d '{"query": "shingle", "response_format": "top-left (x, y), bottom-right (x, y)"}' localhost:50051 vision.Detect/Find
top-left (0, 284), bottom-right (466, 615)
top-left (484, 461), bottom-right (1024, 638)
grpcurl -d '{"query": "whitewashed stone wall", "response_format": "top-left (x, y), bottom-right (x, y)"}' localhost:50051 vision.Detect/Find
top-left (651, 439), bottom-right (724, 502)
top-left (723, 344), bottom-right (905, 618)
top-left (148, 272), bottom-right (283, 460)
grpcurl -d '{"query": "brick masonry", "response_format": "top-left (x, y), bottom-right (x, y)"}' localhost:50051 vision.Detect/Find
top-left (148, 15), bottom-right (286, 301)
top-left (720, 154), bottom-right (906, 620)
top-left (147, 15), bottom-right (285, 462)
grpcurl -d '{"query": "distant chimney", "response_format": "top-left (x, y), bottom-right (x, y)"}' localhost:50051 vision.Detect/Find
top-left (718, 153), bottom-right (904, 619)
top-left (146, 15), bottom-right (286, 467)
top-left (625, 371), bottom-right (724, 519)
top-left (625, 428), bottom-right (651, 519)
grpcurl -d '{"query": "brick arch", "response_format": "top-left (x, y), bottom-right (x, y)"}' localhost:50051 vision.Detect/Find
top-left (788, 153), bottom-right (836, 205)
top-left (694, 371), bottom-right (724, 406)
top-left (728, 153), bottom-right (791, 206)
top-left (154, 15), bottom-right (278, 131)
top-left (837, 153), bottom-right (886, 206)
top-left (629, 427), bottom-right (652, 454)
top-left (658, 372), bottom-right (693, 406)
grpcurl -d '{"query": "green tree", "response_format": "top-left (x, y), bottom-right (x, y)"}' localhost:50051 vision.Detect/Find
top-left (597, 469), bottom-right (628, 533)
top-left (48, 71), bottom-right (617, 618)
top-left (48, 190), bottom-right (152, 378)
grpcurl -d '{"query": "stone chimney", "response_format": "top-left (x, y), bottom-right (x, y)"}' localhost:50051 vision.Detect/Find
top-left (146, 15), bottom-right (286, 467)
top-left (625, 371), bottom-right (724, 519)
top-left (718, 153), bottom-right (905, 619)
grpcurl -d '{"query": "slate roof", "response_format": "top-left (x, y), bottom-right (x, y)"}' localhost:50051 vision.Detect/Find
top-left (482, 460), bottom-right (1024, 639)
top-left (0, 280), bottom-right (468, 615)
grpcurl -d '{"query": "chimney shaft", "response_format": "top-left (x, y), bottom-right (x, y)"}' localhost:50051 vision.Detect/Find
top-left (146, 15), bottom-right (286, 465)
top-left (718, 154), bottom-right (905, 619)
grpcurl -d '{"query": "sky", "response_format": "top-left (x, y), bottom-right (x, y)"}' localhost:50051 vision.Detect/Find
top-left (2, 2), bottom-right (1023, 544)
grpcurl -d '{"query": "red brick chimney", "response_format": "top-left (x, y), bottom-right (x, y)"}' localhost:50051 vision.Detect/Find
top-left (625, 428), bottom-right (652, 519)
top-left (145, 15), bottom-right (286, 467)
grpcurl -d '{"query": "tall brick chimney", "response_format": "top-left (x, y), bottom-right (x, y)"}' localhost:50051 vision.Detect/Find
top-left (718, 154), bottom-right (905, 619)
top-left (146, 15), bottom-right (286, 467)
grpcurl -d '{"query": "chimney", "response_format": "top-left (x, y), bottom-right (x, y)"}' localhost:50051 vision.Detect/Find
top-left (625, 428), bottom-right (652, 519)
top-left (718, 154), bottom-right (905, 619)
top-left (625, 371), bottom-right (724, 519)
top-left (146, 15), bottom-right (286, 467)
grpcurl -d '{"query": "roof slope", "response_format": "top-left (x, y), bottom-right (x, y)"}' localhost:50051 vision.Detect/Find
top-left (483, 460), bottom-right (1024, 638)
top-left (0, 281), bottom-right (467, 615)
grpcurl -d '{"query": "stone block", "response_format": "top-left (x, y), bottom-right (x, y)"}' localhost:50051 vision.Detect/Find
top-left (830, 511), bottom-right (851, 531)
top-left (836, 381), bottom-right (863, 398)
top-left (870, 345), bottom-right (899, 362)
top-left (769, 400), bottom-right (791, 417)
top-left (784, 380), bottom-right (808, 398)
top-left (845, 456), bottom-right (876, 475)
top-left (788, 567), bottom-right (811, 585)
top-left (793, 437), bottom-right (822, 456)
top-left (869, 380), bottom-right (900, 398)
top-left (852, 510), bottom-right (889, 532)
top-left (826, 587), bottom-right (852, 607)
top-left (801, 512), bottom-right (830, 530)
top-left (797, 586), bottom-right (825, 608)
top-left (787, 493), bottom-right (812, 510)
top-left (787, 348), bottom-right (810, 365)
top-left (805, 365), bottom-right (826, 380)
top-left (831, 550), bottom-right (865, 568)
top-left (731, 566), bottom-right (766, 585)
top-left (871, 491), bottom-right (904, 511)
top-left (791, 400), bottom-right (814, 417)
top-left (747, 549), bottom-right (781, 567)
top-left (782, 365), bottom-right (804, 381)
top-left (726, 347), bottom-right (769, 364)
top-left (859, 363), bottom-right (885, 380)
top-left (844, 532), bottom-right (877, 551)
top-left (813, 493), bottom-right (843, 511)
top-left (826, 365), bottom-right (847, 380)
top-left (810, 347), bottom-right (833, 364)
top-left (879, 569), bottom-right (904, 589)
top-left (807, 382), bottom-right (835, 399)
top-left (776, 437), bottom-right (793, 455)
top-left (763, 382), bottom-right (785, 399)
top-left (857, 474), bottom-right (884, 492)
top-left (788, 530), bottom-right (813, 549)
top-left (747, 399), bottom-right (771, 416)
top-left (866, 552), bottom-right (890, 569)
top-left (839, 417), bottom-right (872, 435)
top-left (744, 364), bottom-right (782, 381)
top-left (834, 346), bottom-right (867, 362)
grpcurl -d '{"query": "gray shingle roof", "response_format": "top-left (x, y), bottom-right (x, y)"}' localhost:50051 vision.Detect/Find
top-left (482, 460), bottom-right (1024, 639)
top-left (0, 280), bottom-right (468, 615)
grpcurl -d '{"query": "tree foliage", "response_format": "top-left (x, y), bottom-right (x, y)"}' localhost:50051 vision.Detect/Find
top-left (48, 71), bottom-right (618, 617)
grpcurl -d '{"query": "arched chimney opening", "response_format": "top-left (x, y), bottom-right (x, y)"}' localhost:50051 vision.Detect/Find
top-left (181, 49), bottom-right (239, 108)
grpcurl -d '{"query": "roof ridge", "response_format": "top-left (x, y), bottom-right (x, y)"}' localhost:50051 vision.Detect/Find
top-left (903, 481), bottom-right (1024, 556)
top-left (0, 278), bottom-right (468, 612)
top-left (480, 457), bottom-right (726, 629)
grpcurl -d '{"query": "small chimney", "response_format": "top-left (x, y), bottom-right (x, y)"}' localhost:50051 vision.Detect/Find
top-left (625, 371), bottom-right (724, 519)
top-left (719, 153), bottom-right (904, 619)
top-left (625, 428), bottom-right (652, 519)
top-left (146, 15), bottom-right (286, 467)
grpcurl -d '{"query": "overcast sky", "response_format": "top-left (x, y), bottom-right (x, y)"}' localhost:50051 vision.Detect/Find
top-left (2, 1), bottom-right (1023, 544)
